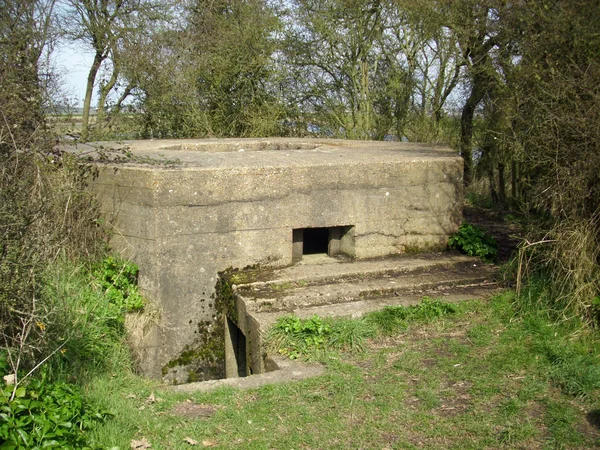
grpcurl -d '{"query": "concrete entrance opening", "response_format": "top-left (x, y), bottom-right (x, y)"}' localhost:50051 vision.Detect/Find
top-left (225, 317), bottom-right (248, 378)
top-left (293, 226), bottom-right (355, 262)
top-left (303, 227), bottom-right (329, 254)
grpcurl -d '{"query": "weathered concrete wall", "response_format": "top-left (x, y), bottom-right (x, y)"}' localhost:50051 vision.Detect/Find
top-left (88, 138), bottom-right (463, 381)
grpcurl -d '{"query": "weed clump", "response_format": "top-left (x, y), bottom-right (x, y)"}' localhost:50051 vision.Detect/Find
top-left (268, 315), bottom-right (334, 359)
top-left (93, 255), bottom-right (145, 313)
top-left (448, 222), bottom-right (498, 262)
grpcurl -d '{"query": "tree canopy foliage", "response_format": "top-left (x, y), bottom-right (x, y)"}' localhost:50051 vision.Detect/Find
top-left (73, 0), bottom-right (600, 321)
top-left (2, 0), bottom-right (600, 323)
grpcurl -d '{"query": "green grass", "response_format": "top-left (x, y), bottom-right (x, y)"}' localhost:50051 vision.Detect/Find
top-left (40, 258), bottom-right (134, 381)
top-left (266, 298), bottom-right (458, 360)
top-left (85, 292), bottom-right (600, 449)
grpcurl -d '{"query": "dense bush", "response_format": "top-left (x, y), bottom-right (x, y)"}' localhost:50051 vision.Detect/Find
top-left (516, 219), bottom-right (600, 325)
top-left (0, 150), bottom-right (108, 377)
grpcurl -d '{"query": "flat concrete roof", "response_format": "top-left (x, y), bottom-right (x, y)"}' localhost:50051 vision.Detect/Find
top-left (64, 138), bottom-right (459, 170)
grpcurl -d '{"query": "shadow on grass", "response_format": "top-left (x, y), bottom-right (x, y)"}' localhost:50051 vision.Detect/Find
top-left (586, 410), bottom-right (600, 430)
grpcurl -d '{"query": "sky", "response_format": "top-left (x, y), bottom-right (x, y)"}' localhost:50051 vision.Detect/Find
top-left (52, 42), bottom-right (96, 107)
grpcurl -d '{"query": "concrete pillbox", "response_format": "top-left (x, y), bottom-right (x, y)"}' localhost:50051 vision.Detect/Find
top-left (85, 138), bottom-right (463, 381)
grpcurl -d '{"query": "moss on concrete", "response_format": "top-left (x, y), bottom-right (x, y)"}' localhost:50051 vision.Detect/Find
top-left (215, 272), bottom-right (238, 322)
top-left (162, 265), bottom-right (276, 384)
top-left (221, 264), bottom-right (277, 285)
top-left (162, 319), bottom-right (225, 383)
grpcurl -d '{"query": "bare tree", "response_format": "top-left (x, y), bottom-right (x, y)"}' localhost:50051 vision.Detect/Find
top-left (440, 0), bottom-right (511, 186)
top-left (281, 0), bottom-right (464, 141)
top-left (0, 0), bottom-right (56, 150)
top-left (60, 0), bottom-right (165, 140)
top-left (282, 0), bottom-right (389, 139)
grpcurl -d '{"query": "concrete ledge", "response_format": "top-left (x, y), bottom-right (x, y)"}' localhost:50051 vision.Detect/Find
top-left (168, 356), bottom-right (325, 394)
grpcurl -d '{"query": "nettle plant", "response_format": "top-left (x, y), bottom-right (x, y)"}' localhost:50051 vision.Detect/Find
top-left (448, 222), bottom-right (498, 262)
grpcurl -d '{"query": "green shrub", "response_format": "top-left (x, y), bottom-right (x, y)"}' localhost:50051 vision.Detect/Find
top-left (0, 376), bottom-right (110, 449)
top-left (448, 222), bottom-right (498, 262)
top-left (93, 256), bottom-right (145, 313)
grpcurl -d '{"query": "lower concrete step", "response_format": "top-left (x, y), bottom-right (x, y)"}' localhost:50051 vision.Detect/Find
top-left (227, 252), bottom-right (502, 376)
top-left (249, 281), bottom-right (499, 335)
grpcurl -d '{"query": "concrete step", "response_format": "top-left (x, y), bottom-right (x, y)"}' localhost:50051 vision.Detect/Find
top-left (228, 253), bottom-right (502, 375)
top-left (235, 253), bottom-right (498, 314)
top-left (237, 253), bottom-right (483, 289)
top-left (250, 282), bottom-right (500, 336)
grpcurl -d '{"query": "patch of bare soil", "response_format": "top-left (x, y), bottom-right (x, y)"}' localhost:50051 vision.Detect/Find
top-left (586, 409), bottom-right (600, 430)
top-left (171, 400), bottom-right (220, 419)
top-left (580, 407), bottom-right (600, 441)
top-left (437, 380), bottom-right (473, 417)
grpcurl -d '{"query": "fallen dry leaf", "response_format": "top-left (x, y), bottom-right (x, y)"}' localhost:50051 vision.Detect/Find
top-left (3, 374), bottom-right (15, 386)
top-left (130, 437), bottom-right (151, 449)
top-left (146, 392), bottom-right (156, 403)
top-left (184, 437), bottom-right (198, 445)
top-left (202, 439), bottom-right (218, 447)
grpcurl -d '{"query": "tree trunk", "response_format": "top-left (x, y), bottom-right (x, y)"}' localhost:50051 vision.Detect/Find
top-left (488, 167), bottom-right (498, 206)
top-left (97, 68), bottom-right (119, 124)
top-left (497, 161), bottom-right (506, 207)
top-left (511, 160), bottom-right (518, 201)
top-left (460, 90), bottom-right (480, 186)
top-left (81, 51), bottom-right (105, 141)
top-left (460, 102), bottom-right (473, 186)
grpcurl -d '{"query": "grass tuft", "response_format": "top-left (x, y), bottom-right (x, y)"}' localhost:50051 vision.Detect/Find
top-left (366, 297), bottom-right (458, 335)
top-left (40, 258), bottom-right (133, 381)
top-left (267, 297), bottom-right (458, 360)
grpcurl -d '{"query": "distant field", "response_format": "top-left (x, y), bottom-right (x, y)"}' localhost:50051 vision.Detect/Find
top-left (47, 114), bottom-right (141, 138)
